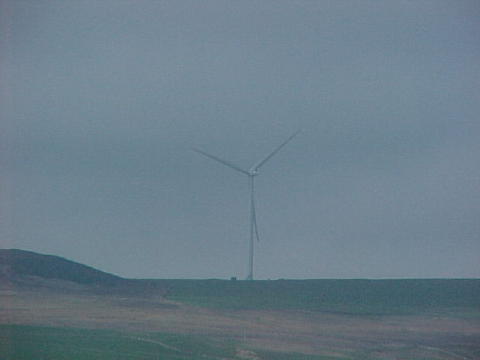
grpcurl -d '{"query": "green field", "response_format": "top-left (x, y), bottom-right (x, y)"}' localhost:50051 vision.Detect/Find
top-left (1, 279), bottom-right (479, 359)
top-left (0, 325), bottom-right (334, 360)
top-left (0, 325), bottom-right (232, 360)
top-left (3, 323), bottom-right (475, 360)
top-left (158, 278), bottom-right (480, 315)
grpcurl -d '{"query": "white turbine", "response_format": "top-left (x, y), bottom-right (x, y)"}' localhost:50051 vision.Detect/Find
top-left (193, 130), bottom-right (301, 280)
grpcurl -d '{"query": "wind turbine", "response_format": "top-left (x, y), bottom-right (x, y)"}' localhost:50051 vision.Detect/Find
top-left (193, 130), bottom-right (301, 280)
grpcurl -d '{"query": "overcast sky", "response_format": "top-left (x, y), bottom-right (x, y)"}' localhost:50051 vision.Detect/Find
top-left (1, 0), bottom-right (479, 279)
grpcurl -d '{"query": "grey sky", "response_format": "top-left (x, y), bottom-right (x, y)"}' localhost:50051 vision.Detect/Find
top-left (1, 0), bottom-right (479, 279)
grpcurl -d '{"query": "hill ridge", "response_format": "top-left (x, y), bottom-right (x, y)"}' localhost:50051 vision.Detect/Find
top-left (0, 248), bottom-right (124, 286)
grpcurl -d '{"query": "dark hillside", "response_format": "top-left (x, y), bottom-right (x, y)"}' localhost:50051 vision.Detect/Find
top-left (0, 249), bottom-right (123, 286)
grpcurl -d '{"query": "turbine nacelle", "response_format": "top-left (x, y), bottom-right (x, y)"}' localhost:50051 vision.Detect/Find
top-left (248, 169), bottom-right (259, 176)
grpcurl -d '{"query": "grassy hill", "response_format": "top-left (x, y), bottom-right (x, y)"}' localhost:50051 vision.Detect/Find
top-left (0, 249), bottom-right (124, 287)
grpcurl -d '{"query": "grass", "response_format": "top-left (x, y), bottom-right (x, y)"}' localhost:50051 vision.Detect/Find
top-left (253, 349), bottom-right (349, 360)
top-left (157, 278), bottom-right (480, 316)
top-left (1, 278), bottom-right (479, 359)
top-left (147, 332), bottom-right (237, 359)
top-left (2, 324), bottom-right (476, 360)
top-left (0, 325), bottom-right (344, 360)
top-left (0, 325), bottom-right (221, 360)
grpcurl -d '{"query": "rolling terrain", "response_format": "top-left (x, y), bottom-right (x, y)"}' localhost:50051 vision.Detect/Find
top-left (1, 249), bottom-right (479, 359)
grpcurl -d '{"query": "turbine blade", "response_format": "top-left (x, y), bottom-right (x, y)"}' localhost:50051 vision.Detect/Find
top-left (250, 129), bottom-right (302, 171)
top-left (192, 148), bottom-right (249, 175)
top-left (252, 196), bottom-right (260, 242)
top-left (251, 178), bottom-right (260, 242)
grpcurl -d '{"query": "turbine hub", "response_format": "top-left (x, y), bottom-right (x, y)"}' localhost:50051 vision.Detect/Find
top-left (249, 169), bottom-right (259, 176)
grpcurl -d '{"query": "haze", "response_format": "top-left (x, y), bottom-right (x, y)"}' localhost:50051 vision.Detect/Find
top-left (1, 0), bottom-right (479, 279)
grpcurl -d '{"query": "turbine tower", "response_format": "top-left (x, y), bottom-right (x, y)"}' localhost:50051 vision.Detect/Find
top-left (193, 130), bottom-right (301, 280)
